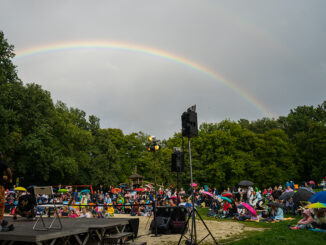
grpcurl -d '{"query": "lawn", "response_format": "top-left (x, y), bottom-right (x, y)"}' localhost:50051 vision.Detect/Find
top-left (196, 208), bottom-right (326, 245)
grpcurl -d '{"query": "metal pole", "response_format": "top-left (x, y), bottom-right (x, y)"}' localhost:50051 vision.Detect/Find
top-left (153, 150), bottom-right (158, 237)
top-left (188, 138), bottom-right (197, 244)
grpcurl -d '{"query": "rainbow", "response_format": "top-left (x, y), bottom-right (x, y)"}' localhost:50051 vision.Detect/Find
top-left (13, 41), bottom-right (273, 117)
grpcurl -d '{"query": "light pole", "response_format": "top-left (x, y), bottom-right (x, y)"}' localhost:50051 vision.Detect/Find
top-left (147, 136), bottom-right (161, 237)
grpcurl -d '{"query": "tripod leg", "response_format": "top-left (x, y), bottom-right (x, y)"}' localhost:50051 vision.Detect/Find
top-left (177, 209), bottom-right (192, 245)
top-left (195, 209), bottom-right (218, 245)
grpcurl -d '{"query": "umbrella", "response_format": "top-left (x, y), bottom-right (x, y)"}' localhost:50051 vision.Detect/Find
top-left (80, 189), bottom-right (91, 194)
top-left (293, 188), bottom-right (314, 207)
top-left (241, 202), bottom-right (257, 216)
top-left (202, 191), bottom-right (213, 198)
top-left (238, 180), bottom-right (254, 186)
top-left (134, 188), bottom-right (145, 192)
top-left (309, 191), bottom-right (326, 204)
top-left (222, 192), bottom-right (233, 198)
top-left (190, 183), bottom-right (197, 187)
top-left (309, 180), bottom-right (315, 185)
top-left (111, 188), bottom-right (121, 193)
top-left (267, 202), bottom-right (284, 208)
top-left (14, 187), bottom-right (27, 192)
top-left (279, 191), bottom-right (295, 200)
top-left (299, 187), bottom-right (315, 194)
top-left (307, 202), bottom-right (326, 209)
top-left (221, 196), bottom-right (232, 203)
top-left (124, 194), bottom-right (131, 198)
top-left (7, 191), bottom-right (15, 194)
top-left (58, 188), bottom-right (69, 193)
top-left (170, 196), bottom-right (178, 199)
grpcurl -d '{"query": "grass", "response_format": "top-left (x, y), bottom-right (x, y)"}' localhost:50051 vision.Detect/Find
top-left (196, 207), bottom-right (326, 245)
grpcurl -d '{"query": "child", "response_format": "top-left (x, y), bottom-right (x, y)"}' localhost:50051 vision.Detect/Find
top-left (289, 209), bottom-right (313, 230)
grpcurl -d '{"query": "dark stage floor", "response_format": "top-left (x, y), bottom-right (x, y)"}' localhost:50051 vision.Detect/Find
top-left (0, 217), bottom-right (139, 244)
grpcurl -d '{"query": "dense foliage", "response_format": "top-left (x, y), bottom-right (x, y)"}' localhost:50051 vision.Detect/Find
top-left (1, 31), bottom-right (325, 189)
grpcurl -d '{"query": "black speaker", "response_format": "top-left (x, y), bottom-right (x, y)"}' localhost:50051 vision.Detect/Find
top-left (171, 151), bottom-right (185, 172)
top-left (150, 206), bottom-right (188, 234)
top-left (181, 110), bottom-right (198, 137)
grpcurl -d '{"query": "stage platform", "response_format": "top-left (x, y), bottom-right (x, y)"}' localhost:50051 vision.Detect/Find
top-left (0, 217), bottom-right (139, 245)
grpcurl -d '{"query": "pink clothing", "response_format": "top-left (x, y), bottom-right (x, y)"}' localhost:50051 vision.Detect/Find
top-left (298, 209), bottom-right (313, 225)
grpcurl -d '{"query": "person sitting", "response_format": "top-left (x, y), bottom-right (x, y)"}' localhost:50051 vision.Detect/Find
top-left (311, 208), bottom-right (326, 230)
top-left (289, 209), bottom-right (314, 230)
top-left (59, 206), bottom-right (69, 217)
top-left (236, 208), bottom-right (257, 221)
top-left (13, 193), bottom-right (36, 220)
top-left (80, 208), bottom-right (92, 218)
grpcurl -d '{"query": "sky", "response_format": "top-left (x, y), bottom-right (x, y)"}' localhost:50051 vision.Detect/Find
top-left (1, 0), bottom-right (326, 139)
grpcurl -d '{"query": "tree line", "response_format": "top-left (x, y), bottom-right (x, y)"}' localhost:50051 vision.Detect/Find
top-left (1, 31), bottom-right (325, 190)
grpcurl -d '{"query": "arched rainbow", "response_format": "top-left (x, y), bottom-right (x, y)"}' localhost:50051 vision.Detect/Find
top-left (13, 41), bottom-right (273, 117)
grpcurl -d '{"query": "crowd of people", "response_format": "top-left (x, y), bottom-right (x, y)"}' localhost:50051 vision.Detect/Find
top-left (4, 177), bottom-right (325, 232)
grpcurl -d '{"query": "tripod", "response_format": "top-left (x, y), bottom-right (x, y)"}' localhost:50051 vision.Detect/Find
top-left (178, 138), bottom-right (218, 245)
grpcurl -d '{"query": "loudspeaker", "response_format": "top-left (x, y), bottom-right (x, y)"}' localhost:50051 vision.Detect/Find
top-left (150, 206), bottom-right (188, 234)
top-left (181, 110), bottom-right (198, 137)
top-left (171, 151), bottom-right (185, 172)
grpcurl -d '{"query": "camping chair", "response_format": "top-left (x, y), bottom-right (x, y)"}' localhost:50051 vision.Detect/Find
top-left (33, 186), bottom-right (62, 231)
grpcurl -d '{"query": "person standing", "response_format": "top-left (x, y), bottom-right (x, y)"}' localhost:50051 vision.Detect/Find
top-left (0, 152), bottom-right (13, 230)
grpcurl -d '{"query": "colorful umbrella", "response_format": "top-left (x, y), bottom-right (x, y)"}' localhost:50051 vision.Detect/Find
top-left (80, 189), bottom-right (91, 194)
top-left (190, 182), bottom-right (197, 187)
top-left (309, 180), bottom-right (315, 185)
top-left (134, 188), bottom-right (145, 192)
top-left (14, 187), bottom-right (27, 192)
top-left (221, 196), bottom-right (232, 203)
top-left (111, 188), bottom-right (121, 193)
top-left (222, 192), bottom-right (233, 198)
top-left (309, 191), bottom-right (326, 204)
top-left (307, 202), bottom-right (326, 209)
top-left (202, 191), bottom-right (213, 198)
top-left (241, 202), bottom-right (257, 216)
top-left (58, 188), bottom-right (69, 193)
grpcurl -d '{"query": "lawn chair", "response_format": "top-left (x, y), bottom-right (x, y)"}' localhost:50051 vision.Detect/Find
top-left (33, 186), bottom-right (62, 231)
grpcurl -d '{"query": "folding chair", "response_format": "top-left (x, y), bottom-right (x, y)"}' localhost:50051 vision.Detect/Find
top-left (33, 186), bottom-right (63, 231)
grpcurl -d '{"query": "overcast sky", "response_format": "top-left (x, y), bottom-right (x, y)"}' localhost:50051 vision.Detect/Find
top-left (1, 0), bottom-right (326, 139)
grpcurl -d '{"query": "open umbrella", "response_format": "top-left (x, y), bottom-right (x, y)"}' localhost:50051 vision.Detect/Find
top-left (309, 180), bottom-right (315, 185)
top-left (111, 188), bottom-right (121, 193)
top-left (293, 188), bottom-right (314, 207)
top-left (58, 188), bottom-right (69, 193)
top-left (221, 196), bottom-right (232, 203)
top-left (238, 180), bottom-right (254, 186)
top-left (222, 192), bottom-right (233, 198)
top-left (299, 187), bottom-right (315, 194)
top-left (134, 188), bottom-right (145, 192)
top-left (202, 191), bottom-right (213, 198)
top-left (279, 191), bottom-right (295, 200)
top-left (309, 191), bottom-right (326, 204)
top-left (80, 189), bottom-right (91, 194)
top-left (190, 183), bottom-right (197, 187)
top-left (307, 202), bottom-right (326, 209)
top-left (241, 202), bottom-right (257, 216)
top-left (14, 187), bottom-right (27, 192)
